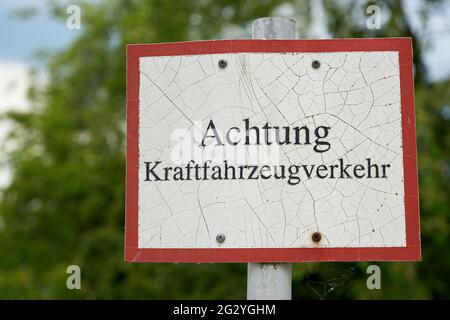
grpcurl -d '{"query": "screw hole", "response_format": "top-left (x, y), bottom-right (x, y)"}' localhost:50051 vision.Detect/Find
top-left (312, 232), bottom-right (322, 243)
top-left (218, 59), bottom-right (227, 69)
top-left (216, 233), bottom-right (226, 243)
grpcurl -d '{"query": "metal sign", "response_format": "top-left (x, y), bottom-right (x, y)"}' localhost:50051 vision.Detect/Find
top-left (125, 39), bottom-right (420, 262)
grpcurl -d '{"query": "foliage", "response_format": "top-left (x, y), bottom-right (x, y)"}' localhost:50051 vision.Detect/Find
top-left (0, 0), bottom-right (449, 299)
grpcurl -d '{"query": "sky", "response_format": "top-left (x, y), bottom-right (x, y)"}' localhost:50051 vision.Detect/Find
top-left (0, 0), bottom-right (81, 186)
top-left (0, 0), bottom-right (449, 187)
top-left (0, 0), bottom-right (80, 166)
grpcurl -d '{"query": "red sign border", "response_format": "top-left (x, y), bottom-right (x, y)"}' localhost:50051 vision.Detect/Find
top-left (126, 38), bottom-right (420, 262)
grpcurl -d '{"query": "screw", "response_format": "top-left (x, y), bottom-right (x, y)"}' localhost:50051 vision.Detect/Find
top-left (218, 59), bottom-right (227, 69)
top-left (216, 233), bottom-right (226, 243)
top-left (312, 232), bottom-right (322, 243)
top-left (312, 60), bottom-right (321, 69)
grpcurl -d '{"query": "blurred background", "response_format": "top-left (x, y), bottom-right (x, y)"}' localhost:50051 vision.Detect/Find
top-left (0, 0), bottom-right (449, 299)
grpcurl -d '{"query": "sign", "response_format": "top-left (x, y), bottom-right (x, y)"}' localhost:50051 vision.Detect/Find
top-left (125, 39), bottom-right (420, 262)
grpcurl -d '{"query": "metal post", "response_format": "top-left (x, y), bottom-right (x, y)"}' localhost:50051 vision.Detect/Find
top-left (247, 263), bottom-right (292, 300)
top-left (252, 17), bottom-right (296, 40)
top-left (247, 17), bottom-right (295, 301)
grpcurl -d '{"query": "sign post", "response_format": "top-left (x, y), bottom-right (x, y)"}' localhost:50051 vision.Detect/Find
top-left (247, 17), bottom-right (296, 301)
top-left (125, 18), bottom-right (421, 299)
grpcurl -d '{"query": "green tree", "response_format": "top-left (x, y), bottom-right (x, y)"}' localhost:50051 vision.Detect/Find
top-left (0, 0), bottom-right (449, 299)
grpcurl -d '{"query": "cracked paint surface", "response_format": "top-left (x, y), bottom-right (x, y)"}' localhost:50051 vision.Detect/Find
top-left (137, 51), bottom-right (405, 248)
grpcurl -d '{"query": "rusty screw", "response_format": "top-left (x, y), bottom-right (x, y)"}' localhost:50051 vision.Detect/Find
top-left (312, 60), bottom-right (321, 69)
top-left (216, 233), bottom-right (226, 243)
top-left (312, 232), bottom-right (322, 243)
top-left (218, 59), bottom-right (227, 69)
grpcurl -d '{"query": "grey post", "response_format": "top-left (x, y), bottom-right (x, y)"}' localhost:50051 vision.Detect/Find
top-left (247, 17), bottom-right (295, 300)
top-left (252, 17), bottom-right (296, 40)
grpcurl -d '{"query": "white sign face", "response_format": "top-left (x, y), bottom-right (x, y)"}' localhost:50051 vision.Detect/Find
top-left (126, 39), bottom-right (420, 262)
